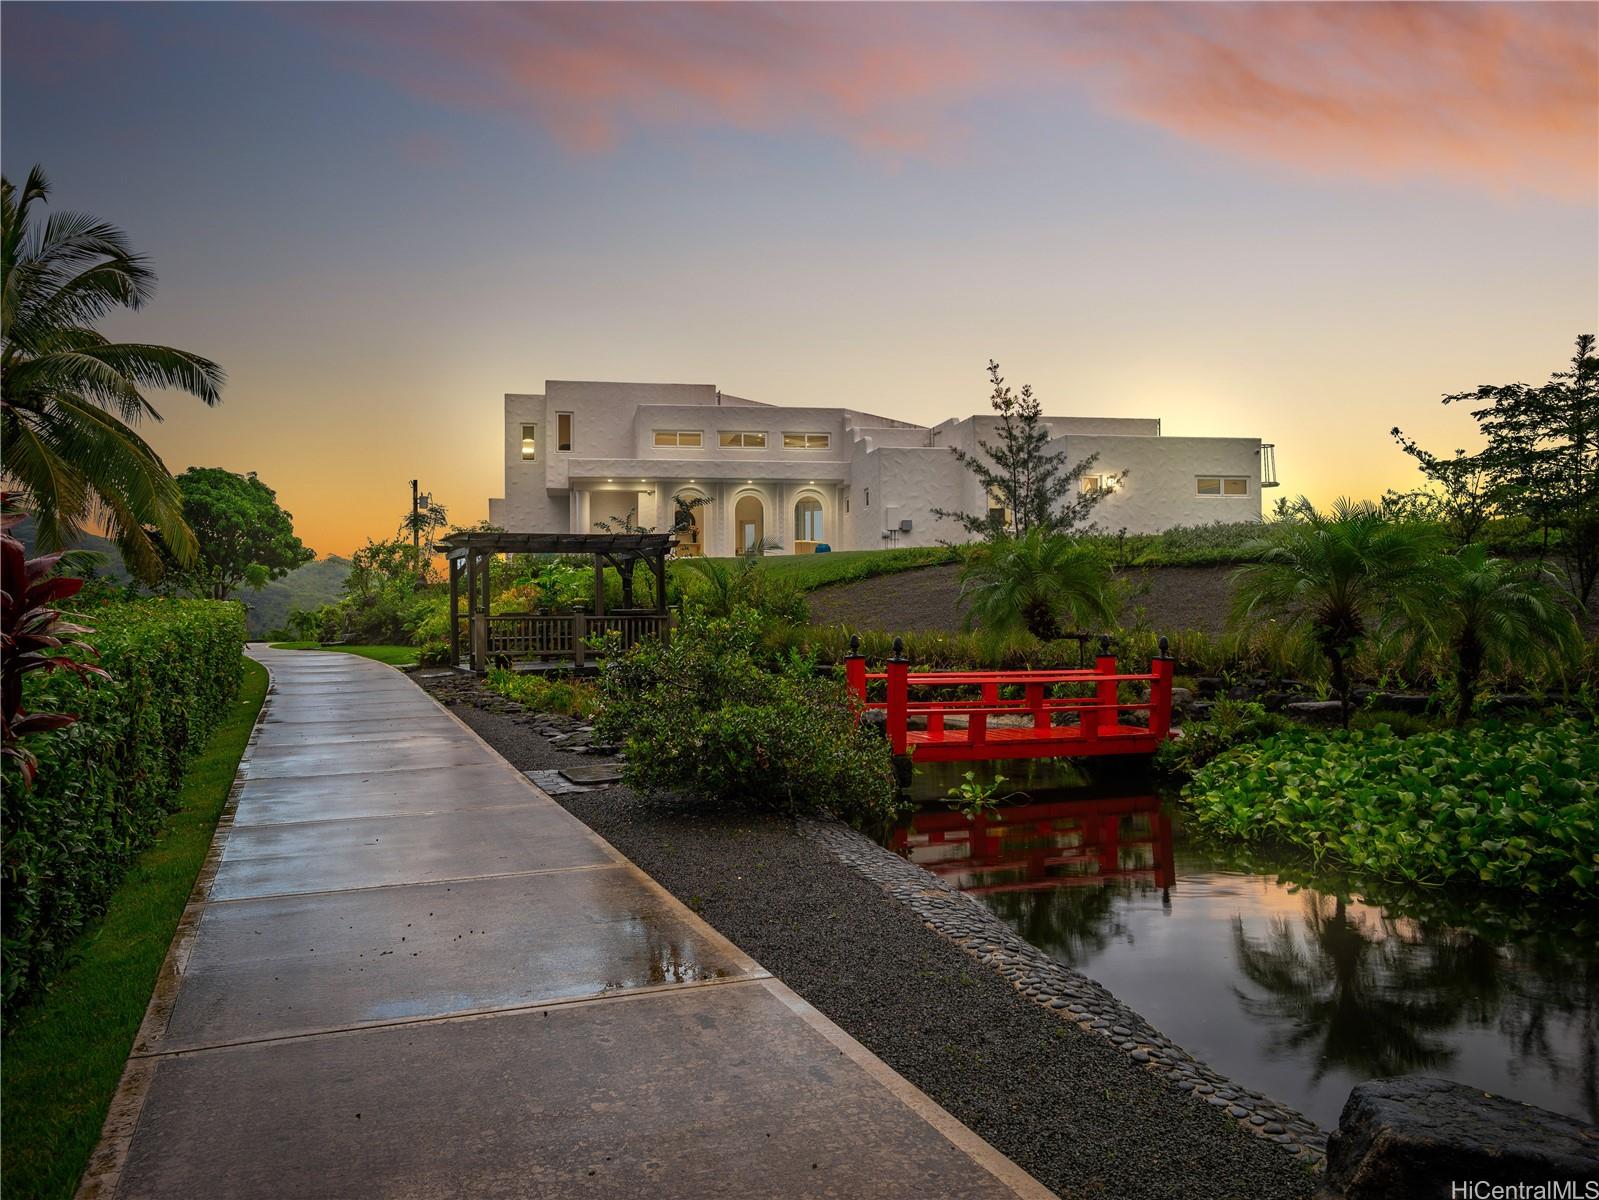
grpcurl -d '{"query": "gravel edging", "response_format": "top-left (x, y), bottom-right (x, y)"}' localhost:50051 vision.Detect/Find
top-left (414, 669), bottom-right (1321, 1200)
top-left (801, 818), bottom-right (1328, 1166)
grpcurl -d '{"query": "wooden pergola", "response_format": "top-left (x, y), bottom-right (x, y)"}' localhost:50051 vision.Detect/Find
top-left (435, 532), bottom-right (678, 673)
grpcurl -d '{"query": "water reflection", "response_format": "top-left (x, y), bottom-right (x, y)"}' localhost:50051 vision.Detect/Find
top-left (890, 784), bottom-right (1597, 1128)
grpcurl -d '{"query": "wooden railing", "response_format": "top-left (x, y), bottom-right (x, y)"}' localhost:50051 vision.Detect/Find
top-left (476, 611), bottom-right (672, 669)
top-left (844, 635), bottom-right (1175, 762)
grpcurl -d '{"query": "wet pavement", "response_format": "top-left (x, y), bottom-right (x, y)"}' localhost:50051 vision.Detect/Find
top-left (81, 648), bottom-right (1051, 1200)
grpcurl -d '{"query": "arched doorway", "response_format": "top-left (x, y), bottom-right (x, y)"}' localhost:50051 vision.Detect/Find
top-left (734, 494), bottom-right (764, 552)
top-left (794, 495), bottom-right (823, 543)
top-left (672, 491), bottom-right (707, 555)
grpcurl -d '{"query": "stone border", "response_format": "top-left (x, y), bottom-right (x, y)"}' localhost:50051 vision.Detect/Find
top-left (801, 817), bottom-right (1329, 1167)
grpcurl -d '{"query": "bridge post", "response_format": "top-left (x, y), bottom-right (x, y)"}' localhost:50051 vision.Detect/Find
top-left (1092, 634), bottom-right (1118, 737)
top-left (844, 633), bottom-right (866, 704)
top-left (886, 637), bottom-right (909, 757)
top-left (1149, 636), bottom-right (1175, 740)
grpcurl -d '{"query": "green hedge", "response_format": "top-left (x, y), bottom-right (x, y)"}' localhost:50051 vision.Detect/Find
top-left (1183, 720), bottom-right (1599, 900)
top-left (2, 600), bottom-right (246, 1017)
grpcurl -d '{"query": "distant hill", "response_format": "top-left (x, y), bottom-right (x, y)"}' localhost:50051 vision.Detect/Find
top-left (243, 556), bottom-right (351, 637)
top-left (11, 515), bottom-right (349, 637)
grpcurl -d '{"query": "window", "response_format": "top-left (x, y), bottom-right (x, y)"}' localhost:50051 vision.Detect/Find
top-left (1197, 476), bottom-right (1248, 496)
top-left (1081, 475), bottom-right (1106, 494)
top-left (521, 424), bottom-right (537, 461)
top-left (795, 496), bottom-right (823, 541)
top-left (719, 431), bottom-right (767, 448)
top-left (987, 487), bottom-right (1013, 527)
top-left (864, 487), bottom-right (870, 508)
top-left (557, 413), bottom-right (572, 452)
top-left (782, 433), bottom-right (830, 450)
top-left (654, 430), bottom-right (703, 447)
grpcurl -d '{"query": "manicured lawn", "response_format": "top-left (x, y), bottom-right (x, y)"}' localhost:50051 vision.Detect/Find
top-left (268, 641), bottom-right (418, 665)
top-left (704, 546), bottom-right (960, 591)
top-left (1, 658), bottom-right (269, 1200)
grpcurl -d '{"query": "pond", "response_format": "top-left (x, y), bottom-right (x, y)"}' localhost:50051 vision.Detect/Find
top-left (892, 761), bottom-right (1598, 1130)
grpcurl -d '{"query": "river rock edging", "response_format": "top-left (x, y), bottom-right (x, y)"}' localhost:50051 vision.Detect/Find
top-left (801, 817), bottom-right (1329, 1167)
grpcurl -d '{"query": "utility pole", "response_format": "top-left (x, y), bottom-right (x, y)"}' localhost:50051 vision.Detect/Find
top-left (410, 479), bottom-right (421, 557)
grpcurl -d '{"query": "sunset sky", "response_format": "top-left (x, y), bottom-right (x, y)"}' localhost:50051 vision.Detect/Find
top-left (4, 2), bottom-right (1595, 558)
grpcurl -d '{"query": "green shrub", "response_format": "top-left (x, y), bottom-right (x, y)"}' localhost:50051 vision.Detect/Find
top-left (595, 609), bottom-right (904, 827)
top-left (484, 668), bottom-right (598, 718)
top-left (416, 639), bottom-right (452, 667)
top-left (1184, 720), bottom-right (1599, 899)
top-left (1155, 699), bottom-right (1289, 775)
top-left (1, 600), bottom-right (246, 1016)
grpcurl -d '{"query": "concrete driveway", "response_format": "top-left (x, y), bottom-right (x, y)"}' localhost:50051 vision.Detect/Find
top-left (79, 647), bottom-right (1053, 1200)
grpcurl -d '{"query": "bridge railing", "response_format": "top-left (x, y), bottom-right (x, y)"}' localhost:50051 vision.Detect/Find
top-left (843, 635), bottom-right (1175, 759)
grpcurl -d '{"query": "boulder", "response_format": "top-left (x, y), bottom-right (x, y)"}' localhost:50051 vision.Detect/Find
top-left (1169, 687), bottom-right (1195, 709)
top-left (1321, 1077), bottom-right (1599, 1200)
top-left (1262, 691), bottom-right (1313, 712)
top-left (1287, 700), bottom-right (1347, 722)
top-left (1226, 684), bottom-right (1255, 701)
top-left (1367, 693), bottom-right (1433, 716)
top-left (1194, 676), bottom-right (1225, 697)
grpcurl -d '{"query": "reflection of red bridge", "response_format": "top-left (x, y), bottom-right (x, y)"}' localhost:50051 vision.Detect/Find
top-left (846, 637), bottom-right (1175, 763)
top-left (891, 794), bottom-right (1175, 896)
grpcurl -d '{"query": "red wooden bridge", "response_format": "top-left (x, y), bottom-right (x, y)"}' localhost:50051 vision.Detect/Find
top-left (845, 636), bottom-right (1175, 762)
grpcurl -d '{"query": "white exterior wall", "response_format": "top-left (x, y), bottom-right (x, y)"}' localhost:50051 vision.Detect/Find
top-left (489, 381), bottom-right (1271, 547)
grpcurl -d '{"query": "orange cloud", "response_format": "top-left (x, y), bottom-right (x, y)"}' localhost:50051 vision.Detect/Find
top-left (309, 3), bottom-right (1597, 199)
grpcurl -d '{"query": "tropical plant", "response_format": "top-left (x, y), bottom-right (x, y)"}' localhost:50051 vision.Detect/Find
top-left (675, 555), bottom-right (807, 624)
top-left (1, 166), bottom-right (224, 579)
top-left (959, 528), bottom-right (1116, 649)
top-left (932, 360), bottom-right (1116, 539)
top-left (1231, 498), bottom-right (1444, 726)
top-left (1184, 721), bottom-right (1599, 899)
top-left (944, 770), bottom-right (1024, 819)
top-left (1, 499), bottom-right (109, 782)
top-left (1400, 544), bottom-right (1581, 727)
top-left (161, 467), bottom-right (313, 599)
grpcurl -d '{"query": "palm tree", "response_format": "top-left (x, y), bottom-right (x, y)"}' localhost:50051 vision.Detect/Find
top-left (1, 166), bottom-right (224, 580)
top-left (1407, 544), bottom-right (1580, 727)
top-left (958, 528), bottom-right (1116, 650)
top-left (1231, 498), bottom-right (1442, 727)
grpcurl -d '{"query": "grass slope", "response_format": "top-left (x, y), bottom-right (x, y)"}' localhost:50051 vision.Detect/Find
top-left (1, 658), bottom-right (269, 1200)
top-left (705, 546), bottom-right (959, 591)
top-left (268, 642), bottom-right (418, 665)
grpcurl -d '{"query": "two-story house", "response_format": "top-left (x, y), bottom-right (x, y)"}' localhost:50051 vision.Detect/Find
top-left (488, 381), bottom-right (1278, 553)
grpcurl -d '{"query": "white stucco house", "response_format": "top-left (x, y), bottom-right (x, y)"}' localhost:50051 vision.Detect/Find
top-left (487, 381), bottom-right (1278, 554)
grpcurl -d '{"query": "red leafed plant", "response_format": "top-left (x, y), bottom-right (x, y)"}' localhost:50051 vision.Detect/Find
top-left (1, 496), bottom-right (110, 783)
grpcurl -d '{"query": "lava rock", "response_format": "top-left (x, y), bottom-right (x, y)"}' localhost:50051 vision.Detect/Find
top-left (1169, 687), bottom-right (1194, 709)
top-left (1286, 700), bottom-right (1347, 722)
top-left (1366, 693), bottom-right (1433, 716)
top-left (1321, 1077), bottom-right (1599, 1200)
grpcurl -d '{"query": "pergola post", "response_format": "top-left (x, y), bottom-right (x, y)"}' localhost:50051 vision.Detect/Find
top-left (592, 553), bottom-right (606, 617)
top-left (448, 553), bottom-right (461, 667)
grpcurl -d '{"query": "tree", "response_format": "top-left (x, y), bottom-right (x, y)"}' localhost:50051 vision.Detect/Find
top-left (162, 468), bottom-right (313, 600)
top-left (958, 528), bottom-right (1117, 648)
top-left (1231, 498), bottom-right (1443, 727)
top-left (1397, 335), bottom-right (1598, 607)
top-left (933, 361), bottom-right (1116, 539)
top-left (1385, 439), bottom-right (1499, 548)
top-left (1403, 544), bottom-right (1579, 727)
top-left (1, 166), bottom-right (224, 580)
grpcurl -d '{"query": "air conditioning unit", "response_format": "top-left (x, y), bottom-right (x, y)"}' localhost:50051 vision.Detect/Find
top-left (899, 519), bottom-right (913, 532)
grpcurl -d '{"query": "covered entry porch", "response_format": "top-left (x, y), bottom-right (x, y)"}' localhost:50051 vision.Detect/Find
top-left (437, 531), bottom-right (677, 674)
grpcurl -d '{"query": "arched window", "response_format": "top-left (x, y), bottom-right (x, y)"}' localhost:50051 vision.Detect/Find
top-left (794, 496), bottom-right (823, 542)
top-left (734, 494), bottom-right (764, 552)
